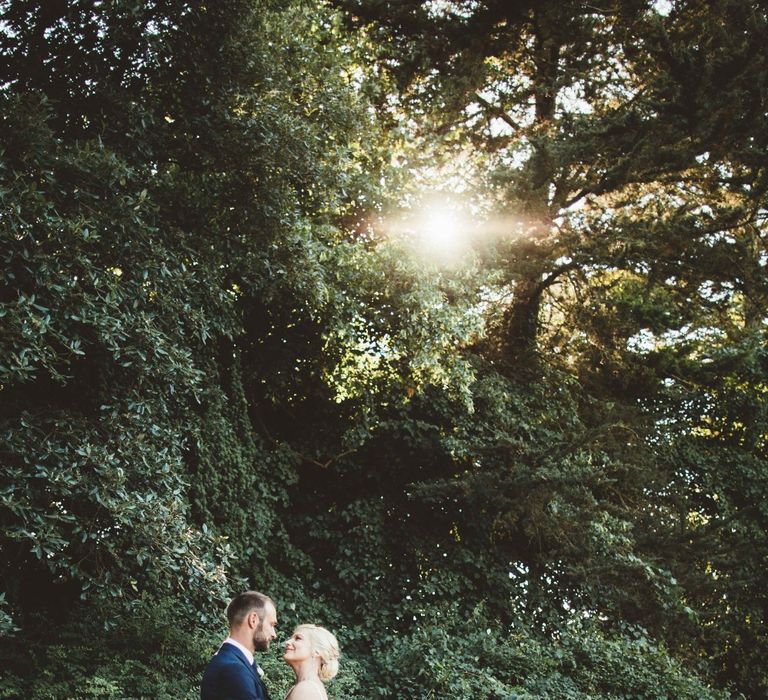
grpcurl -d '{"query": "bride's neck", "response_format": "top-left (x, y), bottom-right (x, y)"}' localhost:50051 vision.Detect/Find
top-left (290, 659), bottom-right (320, 683)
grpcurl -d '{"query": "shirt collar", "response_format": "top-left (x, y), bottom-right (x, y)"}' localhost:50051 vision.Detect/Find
top-left (222, 637), bottom-right (254, 666)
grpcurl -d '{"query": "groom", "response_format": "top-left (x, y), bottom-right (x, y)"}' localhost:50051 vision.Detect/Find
top-left (201, 591), bottom-right (278, 700)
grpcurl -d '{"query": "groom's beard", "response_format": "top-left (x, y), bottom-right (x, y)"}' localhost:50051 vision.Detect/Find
top-left (253, 621), bottom-right (270, 651)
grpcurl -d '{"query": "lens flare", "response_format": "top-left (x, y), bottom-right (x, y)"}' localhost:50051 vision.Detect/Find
top-left (413, 199), bottom-right (471, 263)
top-left (376, 194), bottom-right (481, 266)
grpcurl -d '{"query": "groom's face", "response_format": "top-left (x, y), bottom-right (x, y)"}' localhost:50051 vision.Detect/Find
top-left (252, 602), bottom-right (278, 652)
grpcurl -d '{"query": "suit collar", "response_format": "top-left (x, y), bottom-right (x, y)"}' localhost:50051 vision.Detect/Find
top-left (222, 637), bottom-right (254, 666)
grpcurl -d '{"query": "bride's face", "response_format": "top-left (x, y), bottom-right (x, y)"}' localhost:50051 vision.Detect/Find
top-left (283, 629), bottom-right (314, 663)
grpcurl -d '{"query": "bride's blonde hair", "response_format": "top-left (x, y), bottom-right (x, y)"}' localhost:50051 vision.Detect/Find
top-left (295, 624), bottom-right (340, 681)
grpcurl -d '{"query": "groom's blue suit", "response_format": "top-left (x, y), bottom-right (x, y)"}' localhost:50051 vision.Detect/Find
top-left (201, 642), bottom-right (270, 700)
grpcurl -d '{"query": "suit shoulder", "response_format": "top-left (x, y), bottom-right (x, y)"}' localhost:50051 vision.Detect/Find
top-left (209, 645), bottom-right (244, 664)
top-left (203, 648), bottom-right (249, 679)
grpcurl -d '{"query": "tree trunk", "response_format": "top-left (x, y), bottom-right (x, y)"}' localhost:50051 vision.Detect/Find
top-left (498, 5), bottom-right (561, 370)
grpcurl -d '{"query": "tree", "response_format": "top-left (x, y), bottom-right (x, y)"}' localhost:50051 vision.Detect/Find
top-left (326, 1), bottom-right (768, 696)
top-left (1, 0), bottom-right (388, 696)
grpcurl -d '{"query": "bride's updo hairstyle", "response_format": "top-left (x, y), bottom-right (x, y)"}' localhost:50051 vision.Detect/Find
top-left (296, 624), bottom-right (340, 681)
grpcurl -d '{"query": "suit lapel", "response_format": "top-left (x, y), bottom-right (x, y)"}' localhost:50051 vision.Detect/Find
top-left (221, 643), bottom-right (269, 699)
top-left (255, 671), bottom-right (271, 700)
top-left (252, 664), bottom-right (271, 700)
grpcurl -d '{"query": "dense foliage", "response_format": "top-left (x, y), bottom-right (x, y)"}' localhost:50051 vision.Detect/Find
top-left (1, 0), bottom-right (766, 698)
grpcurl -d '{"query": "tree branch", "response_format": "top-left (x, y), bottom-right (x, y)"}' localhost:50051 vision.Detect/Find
top-left (474, 92), bottom-right (521, 132)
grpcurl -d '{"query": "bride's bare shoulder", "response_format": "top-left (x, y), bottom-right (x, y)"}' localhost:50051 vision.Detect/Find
top-left (284, 680), bottom-right (326, 700)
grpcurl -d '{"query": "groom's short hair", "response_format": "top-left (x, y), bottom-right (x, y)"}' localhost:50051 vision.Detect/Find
top-left (226, 591), bottom-right (274, 627)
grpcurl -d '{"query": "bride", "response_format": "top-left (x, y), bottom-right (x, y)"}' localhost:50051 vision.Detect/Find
top-left (283, 624), bottom-right (340, 700)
